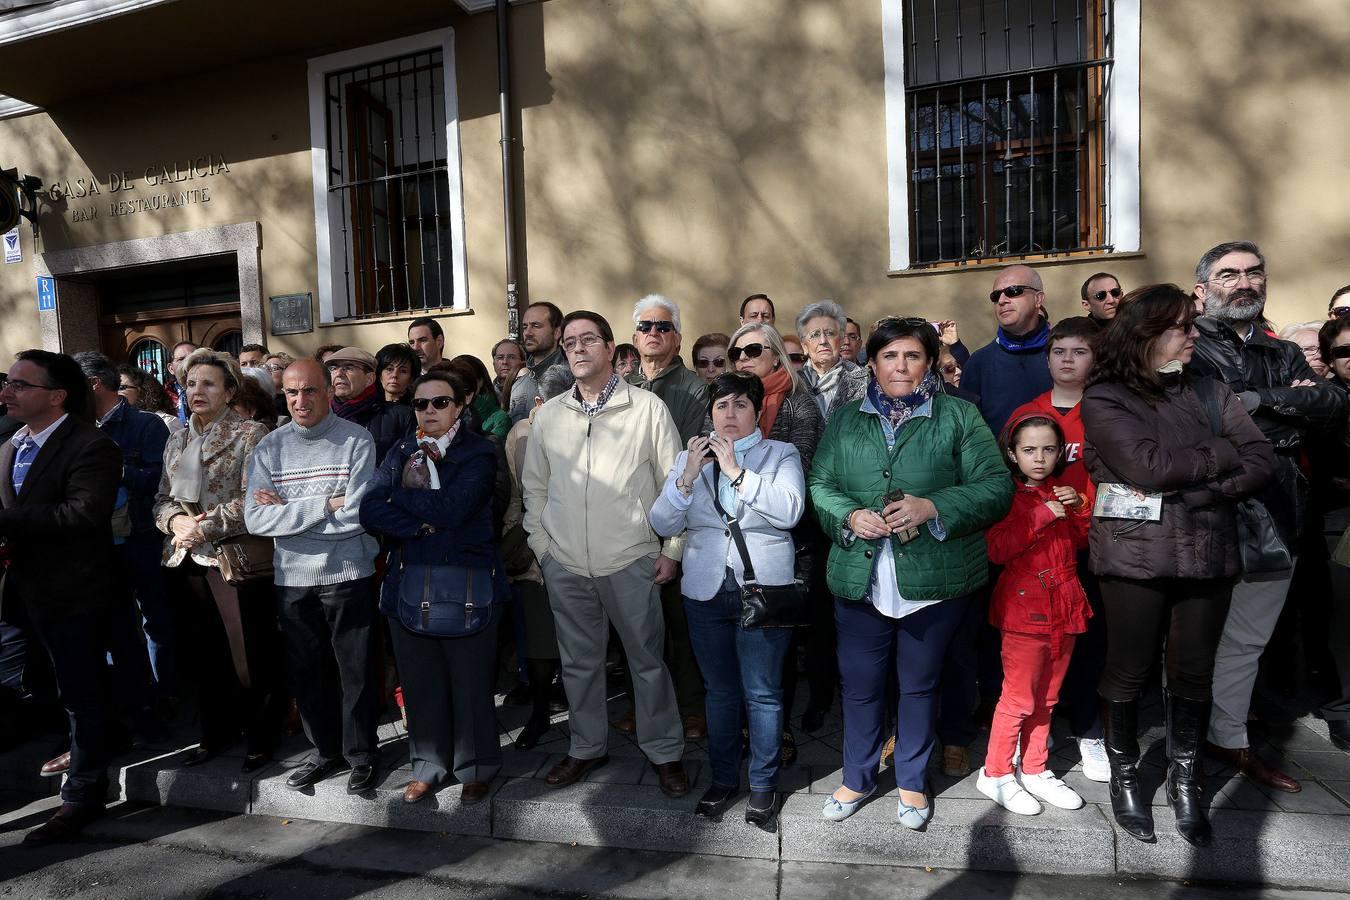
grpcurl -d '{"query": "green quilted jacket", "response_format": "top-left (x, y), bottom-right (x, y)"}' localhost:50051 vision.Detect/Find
top-left (808, 393), bottom-right (1012, 603)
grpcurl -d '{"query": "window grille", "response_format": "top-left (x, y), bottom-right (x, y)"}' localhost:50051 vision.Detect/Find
top-left (324, 49), bottom-right (453, 318)
top-left (904, 0), bottom-right (1114, 265)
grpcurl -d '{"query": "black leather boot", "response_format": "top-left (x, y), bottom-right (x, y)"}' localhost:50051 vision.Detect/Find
top-left (1104, 698), bottom-right (1154, 841)
top-left (1165, 692), bottom-right (1212, 847)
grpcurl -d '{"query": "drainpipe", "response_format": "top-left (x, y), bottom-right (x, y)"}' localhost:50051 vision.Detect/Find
top-left (496, 0), bottom-right (521, 340)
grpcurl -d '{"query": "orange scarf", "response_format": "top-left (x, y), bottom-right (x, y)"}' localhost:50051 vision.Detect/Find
top-left (758, 365), bottom-right (792, 437)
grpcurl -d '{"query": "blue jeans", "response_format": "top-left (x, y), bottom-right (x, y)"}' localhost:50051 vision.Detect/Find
top-left (836, 595), bottom-right (970, 793)
top-left (683, 588), bottom-right (791, 791)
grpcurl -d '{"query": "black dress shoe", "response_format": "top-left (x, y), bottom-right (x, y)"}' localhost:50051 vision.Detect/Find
top-left (1328, 719), bottom-right (1350, 752)
top-left (653, 761), bottom-right (689, 798)
top-left (286, 758), bottom-right (339, 790)
top-left (800, 708), bottom-right (827, 734)
top-left (23, 803), bottom-right (104, 846)
top-left (241, 753), bottom-right (271, 774)
top-left (502, 681), bottom-right (533, 707)
top-left (347, 764), bottom-right (378, 794)
top-left (514, 715), bottom-right (551, 751)
top-left (181, 746), bottom-right (219, 768)
top-left (744, 791), bottom-right (777, 829)
top-left (695, 784), bottom-right (738, 818)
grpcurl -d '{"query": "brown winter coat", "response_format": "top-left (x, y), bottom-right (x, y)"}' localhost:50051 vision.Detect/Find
top-left (1081, 376), bottom-right (1275, 580)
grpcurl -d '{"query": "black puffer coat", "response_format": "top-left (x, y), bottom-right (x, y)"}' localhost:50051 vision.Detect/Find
top-left (1082, 376), bottom-right (1275, 580)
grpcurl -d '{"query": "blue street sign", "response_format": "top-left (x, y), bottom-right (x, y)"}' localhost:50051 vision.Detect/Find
top-left (36, 276), bottom-right (55, 311)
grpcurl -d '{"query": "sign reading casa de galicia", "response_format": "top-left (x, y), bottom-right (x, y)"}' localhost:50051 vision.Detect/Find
top-left (47, 153), bottom-right (231, 222)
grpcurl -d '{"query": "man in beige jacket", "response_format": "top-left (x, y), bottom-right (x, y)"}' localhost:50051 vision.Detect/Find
top-left (522, 310), bottom-right (689, 797)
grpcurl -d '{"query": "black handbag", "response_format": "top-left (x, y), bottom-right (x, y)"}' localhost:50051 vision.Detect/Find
top-left (383, 549), bottom-right (496, 637)
top-left (1194, 377), bottom-right (1294, 574)
top-left (709, 467), bottom-right (807, 629)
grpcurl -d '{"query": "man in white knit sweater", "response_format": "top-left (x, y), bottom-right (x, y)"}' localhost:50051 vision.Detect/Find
top-left (245, 359), bottom-right (379, 795)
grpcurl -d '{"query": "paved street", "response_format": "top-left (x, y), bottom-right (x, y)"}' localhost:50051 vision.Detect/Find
top-left (0, 792), bottom-right (1340, 899)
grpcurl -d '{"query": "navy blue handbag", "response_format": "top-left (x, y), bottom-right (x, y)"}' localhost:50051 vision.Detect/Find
top-left (383, 551), bottom-right (495, 638)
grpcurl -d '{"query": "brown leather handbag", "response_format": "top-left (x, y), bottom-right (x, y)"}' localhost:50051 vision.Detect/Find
top-left (215, 534), bottom-right (275, 586)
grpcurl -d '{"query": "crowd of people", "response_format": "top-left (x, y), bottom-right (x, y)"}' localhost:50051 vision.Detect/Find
top-left (1, 239), bottom-right (1348, 849)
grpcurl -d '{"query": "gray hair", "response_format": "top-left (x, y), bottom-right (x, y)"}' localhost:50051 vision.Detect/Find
top-left (728, 323), bottom-right (804, 394)
top-left (1277, 321), bottom-right (1322, 341)
top-left (632, 294), bottom-right (682, 333)
top-left (795, 300), bottom-right (847, 339)
top-left (1195, 240), bottom-right (1264, 285)
top-left (536, 364), bottom-right (576, 402)
top-left (72, 351), bottom-right (120, 392)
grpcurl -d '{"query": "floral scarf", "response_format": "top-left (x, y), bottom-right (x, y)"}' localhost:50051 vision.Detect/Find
top-left (865, 370), bottom-right (939, 431)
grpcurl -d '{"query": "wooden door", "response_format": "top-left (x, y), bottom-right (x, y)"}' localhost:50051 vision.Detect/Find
top-left (101, 302), bottom-right (243, 382)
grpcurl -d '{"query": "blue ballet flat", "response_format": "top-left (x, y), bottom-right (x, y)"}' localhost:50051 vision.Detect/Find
top-left (822, 786), bottom-right (875, 822)
top-left (897, 793), bottom-right (933, 830)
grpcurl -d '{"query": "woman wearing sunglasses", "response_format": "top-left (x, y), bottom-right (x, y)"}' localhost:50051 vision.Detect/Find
top-left (1312, 316), bottom-right (1350, 751)
top-left (691, 333), bottom-right (730, 385)
top-left (358, 369), bottom-right (505, 806)
top-left (809, 316), bottom-right (1012, 828)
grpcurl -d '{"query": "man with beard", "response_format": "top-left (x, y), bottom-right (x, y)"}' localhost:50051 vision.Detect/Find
top-left (1189, 240), bottom-right (1350, 792)
top-left (509, 301), bottom-right (566, 423)
top-left (1080, 273), bottom-right (1124, 329)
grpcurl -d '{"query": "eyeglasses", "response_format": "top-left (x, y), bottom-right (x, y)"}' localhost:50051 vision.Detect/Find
top-left (1331, 306), bottom-right (1350, 319)
top-left (327, 363), bottom-right (368, 374)
top-left (873, 315), bottom-right (929, 329)
top-left (728, 343), bottom-right (767, 362)
top-left (2, 378), bottom-right (57, 392)
top-left (988, 285), bottom-right (1040, 303)
top-left (1208, 268), bottom-right (1266, 289)
top-left (1092, 287), bottom-right (1123, 302)
top-left (1329, 345), bottom-right (1350, 360)
top-left (561, 333), bottom-right (605, 353)
top-left (118, 383), bottom-right (137, 392)
top-left (938, 363), bottom-right (960, 376)
top-left (695, 356), bottom-right (726, 369)
top-left (263, 363), bottom-right (288, 372)
top-left (413, 396), bottom-right (457, 411)
top-left (634, 320), bottom-right (676, 334)
top-left (1166, 317), bottom-right (1198, 334)
top-left (804, 328), bottom-right (839, 342)
top-left (787, 352), bottom-right (807, 364)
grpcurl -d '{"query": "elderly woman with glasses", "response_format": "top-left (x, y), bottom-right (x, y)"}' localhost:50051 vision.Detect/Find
top-left (358, 369), bottom-right (505, 806)
top-left (691, 333), bottom-right (730, 384)
top-left (796, 301), bottom-right (868, 425)
top-left (809, 316), bottom-right (1012, 828)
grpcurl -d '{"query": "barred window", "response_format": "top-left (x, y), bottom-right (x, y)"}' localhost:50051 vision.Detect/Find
top-left (902, 0), bottom-right (1115, 266)
top-left (309, 32), bottom-right (467, 323)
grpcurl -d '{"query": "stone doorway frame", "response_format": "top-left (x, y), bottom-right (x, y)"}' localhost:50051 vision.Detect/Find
top-left (35, 221), bottom-right (263, 353)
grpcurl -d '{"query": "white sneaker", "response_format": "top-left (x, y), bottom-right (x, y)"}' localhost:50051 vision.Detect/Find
top-left (1077, 737), bottom-right (1110, 783)
top-left (1017, 769), bottom-right (1085, 810)
top-left (977, 767), bottom-right (1042, 815)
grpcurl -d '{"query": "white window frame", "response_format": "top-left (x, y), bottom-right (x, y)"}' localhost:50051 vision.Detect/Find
top-left (881, 0), bottom-right (1140, 271)
top-left (307, 28), bottom-right (470, 323)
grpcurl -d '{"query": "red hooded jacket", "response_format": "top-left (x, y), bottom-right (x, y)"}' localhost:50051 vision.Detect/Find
top-left (986, 478), bottom-right (1092, 645)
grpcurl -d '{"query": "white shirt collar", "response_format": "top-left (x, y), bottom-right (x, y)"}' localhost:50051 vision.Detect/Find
top-left (11, 413), bottom-right (69, 450)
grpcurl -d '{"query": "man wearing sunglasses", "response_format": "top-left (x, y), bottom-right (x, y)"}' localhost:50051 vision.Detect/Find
top-left (325, 347), bottom-right (414, 466)
top-left (246, 359), bottom-right (382, 795)
top-left (1189, 240), bottom-right (1350, 793)
top-left (1080, 272), bottom-right (1124, 328)
top-left (962, 265), bottom-right (1055, 436)
top-left (521, 310), bottom-right (690, 798)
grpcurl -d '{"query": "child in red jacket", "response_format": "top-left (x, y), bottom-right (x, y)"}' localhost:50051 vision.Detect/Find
top-left (977, 414), bottom-right (1092, 816)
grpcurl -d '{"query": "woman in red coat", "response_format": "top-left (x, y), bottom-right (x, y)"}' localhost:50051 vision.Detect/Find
top-left (978, 414), bottom-right (1092, 816)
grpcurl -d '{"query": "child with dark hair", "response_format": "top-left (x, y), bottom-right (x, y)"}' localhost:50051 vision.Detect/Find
top-left (977, 413), bottom-right (1091, 817)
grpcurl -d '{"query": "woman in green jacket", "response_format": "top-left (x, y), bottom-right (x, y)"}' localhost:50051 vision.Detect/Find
top-left (809, 317), bottom-right (1011, 828)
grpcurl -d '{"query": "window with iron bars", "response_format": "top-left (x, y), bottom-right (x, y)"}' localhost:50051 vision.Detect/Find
top-left (904, 0), bottom-right (1114, 266)
top-left (324, 49), bottom-right (454, 319)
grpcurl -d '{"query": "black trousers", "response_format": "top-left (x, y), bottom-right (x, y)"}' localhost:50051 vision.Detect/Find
top-left (1056, 552), bottom-right (1108, 738)
top-left (277, 577), bottom-right (379, 767)
top-left (1321, 519), bottom-right (1350, 721)
top-left (1097, 575), bottom-right (1233, 702)
top-left (31, 607), bottom-right (112, 808)
top-left (172, 560), bottom-right (284, 755)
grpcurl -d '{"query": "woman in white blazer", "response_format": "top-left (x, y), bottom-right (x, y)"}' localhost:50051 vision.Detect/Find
top-left (650, 371), bottom-right (805, 829)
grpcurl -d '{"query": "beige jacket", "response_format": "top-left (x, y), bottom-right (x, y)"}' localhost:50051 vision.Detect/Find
top-left (522, 377), bottom-right (683, 578)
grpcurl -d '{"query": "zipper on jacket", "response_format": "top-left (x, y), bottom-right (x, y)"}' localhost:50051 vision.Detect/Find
top-left (584, 419), bottom-right (593, 575)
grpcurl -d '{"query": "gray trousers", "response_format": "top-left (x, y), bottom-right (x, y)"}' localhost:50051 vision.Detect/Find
top-left (388, 607), bottom-right (503, 785)
top-left (541, 554), bottom-right (684, 763)
top-left (1207, 564), bottom-right (1295, 748)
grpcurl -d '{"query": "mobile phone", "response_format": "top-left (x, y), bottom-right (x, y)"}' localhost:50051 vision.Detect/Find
top-left (697, 433), bottom-right (715, 459)
top-left (880, 488), bottom-right (921, 543)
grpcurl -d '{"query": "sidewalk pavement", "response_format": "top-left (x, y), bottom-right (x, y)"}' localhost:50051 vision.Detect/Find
top-left (3, 686), bottom-right (1347, 891)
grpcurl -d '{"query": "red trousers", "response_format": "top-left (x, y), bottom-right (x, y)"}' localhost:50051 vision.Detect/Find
top-left (985, 631), bottom-right (1077, 777)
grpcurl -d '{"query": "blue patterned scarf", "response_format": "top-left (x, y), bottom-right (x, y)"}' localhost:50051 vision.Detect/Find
top-left (866, 370), bottom-right (939, 430)
top-left (995, 319), bottom-right (1051, 352)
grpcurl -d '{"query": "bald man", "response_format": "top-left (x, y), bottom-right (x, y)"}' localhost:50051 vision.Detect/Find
top-left (962, 264), bottom-right (1054, 435)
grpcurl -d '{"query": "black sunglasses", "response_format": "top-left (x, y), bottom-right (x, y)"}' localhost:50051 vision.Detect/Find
top-left (988, 285), bottom-right (1039, 303)
top-left (635, 320), bottom-right (676, 334)
top-left (728, 343), bottom-right (767, 362)
top-left (1330, 345), bottom-right (1350, 360)
top-left (413, 395), bottom-right (457, 411)
top-left (695, 356), bottom-right (726, 368)
top-left (1331, 306), bottom-right (1350, 319)
top-left (1092, 287), bottom-right (1123, 302)
top-left (787, 352), bottom-right (807, 364)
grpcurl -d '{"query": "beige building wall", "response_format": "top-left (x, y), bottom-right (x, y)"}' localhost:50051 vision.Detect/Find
top-left (1, 0), bottom-right (1347, 369)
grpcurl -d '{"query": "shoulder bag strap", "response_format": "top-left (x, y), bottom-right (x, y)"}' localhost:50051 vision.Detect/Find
top-left (707, 462), bottom-right (758, 583)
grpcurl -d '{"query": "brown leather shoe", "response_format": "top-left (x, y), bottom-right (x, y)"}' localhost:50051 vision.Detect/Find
top-left (40, 751), bottom-right (71, 778)
top-left (941, 744), bottom-right (971, 777)
top-left (1204, 742), bottom-right (1302, 793)
top-left (460, 781), bottom-right (490, 805)
top-left (612, 711), bottom-right (637, 734)
top-left (682, 714), bottom-right (707, 740)
top-left (880, 737), bottom-right (896, 768)
top-left (545, 754), bottom-right (609, 788)
top-left (402, 780), bottom-right (434, 804)
top-left (23, 802), bottom-right (103, 846)
top-left (653, 760), bottom-right (689, 798)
